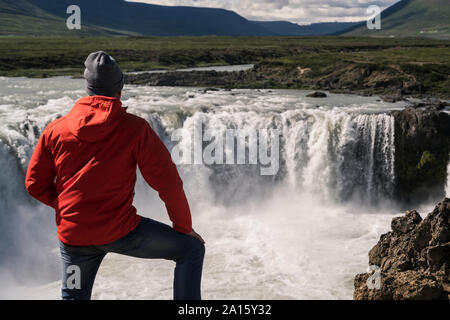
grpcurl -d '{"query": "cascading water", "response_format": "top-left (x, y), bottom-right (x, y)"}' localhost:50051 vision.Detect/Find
top-left (0, 76), bottom-right (414, 299)
top-left (155, 108), bottom-right (397, 205)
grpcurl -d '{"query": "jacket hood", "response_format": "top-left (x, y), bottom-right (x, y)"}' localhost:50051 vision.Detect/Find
top-left (66, 96), bottom-right (126, 142)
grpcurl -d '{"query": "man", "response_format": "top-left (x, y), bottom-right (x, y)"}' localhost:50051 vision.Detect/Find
top-left (25, 51), bottom-right (205, 300)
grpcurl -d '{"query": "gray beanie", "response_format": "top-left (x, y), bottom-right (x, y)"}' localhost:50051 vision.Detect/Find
top-left (84, 51), bottom-right (124, 97)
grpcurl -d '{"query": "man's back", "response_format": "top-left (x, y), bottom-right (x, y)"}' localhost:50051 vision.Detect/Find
top-left (26, 95), bottom-right (191, 246)
top-left (25, 51), bottom-right (203, 300)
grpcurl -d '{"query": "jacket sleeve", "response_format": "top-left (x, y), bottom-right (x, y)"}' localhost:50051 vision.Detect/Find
top-left (25, 130), bottom-right (57, 208)
top-left (134, 121), bottom-right (192, 234)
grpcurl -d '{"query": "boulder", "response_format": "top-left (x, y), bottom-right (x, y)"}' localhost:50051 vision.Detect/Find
top-left (381, 94), bottom-right (404, 103)
top-left (306, 91), bottom-right (327, 98)
top-left (354, 198), bottom-right (450, 300)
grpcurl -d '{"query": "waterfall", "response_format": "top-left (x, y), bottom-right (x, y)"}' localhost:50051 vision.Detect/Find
top-left (141, 109), bottom-right (396, 205)
top-left (0, 89), bottom-right (398, 232)
top-left (0, 77), bottom-right (406, 298)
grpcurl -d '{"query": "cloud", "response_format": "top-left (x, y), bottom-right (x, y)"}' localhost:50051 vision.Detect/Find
top-left (127, 0), bottom-right (400, 24)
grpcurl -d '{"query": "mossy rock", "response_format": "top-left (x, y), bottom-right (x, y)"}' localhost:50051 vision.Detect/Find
top-left (393, 108), bottom-right (450, 206)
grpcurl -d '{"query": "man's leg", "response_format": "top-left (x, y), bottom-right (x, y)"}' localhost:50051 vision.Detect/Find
top-left (59, 240), bottom-right (106, 300)
top-left (101, 217), bottom-right (205, 300)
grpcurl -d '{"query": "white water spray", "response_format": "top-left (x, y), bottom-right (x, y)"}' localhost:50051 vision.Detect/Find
top-left (0, 77), bottom-right (412, 299)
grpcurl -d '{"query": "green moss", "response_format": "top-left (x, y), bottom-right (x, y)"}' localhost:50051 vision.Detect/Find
top-left (417, 150), bottom-right (436, 170)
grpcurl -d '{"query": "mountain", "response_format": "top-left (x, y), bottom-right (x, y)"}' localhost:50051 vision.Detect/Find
top-left (342, 0), bottom-right (450, 39)
top-left (20, 0), bottom-right (275, 36)
top-left (0, 0), bottom-right (131, 36)
top-left (7, 0), bottom-right (447, 38)
top-left (253, 21), bottom-right (307, 36)
top-left (254, 21), bottom-right (361, 36)
top-left (0, 0), bottom-right (361, 37)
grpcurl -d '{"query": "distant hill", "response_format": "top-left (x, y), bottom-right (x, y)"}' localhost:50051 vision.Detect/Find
top-left (22, 0), bottom-right (275, 36)
top-left (254, 21), bottom-right (361, 36)
top-left (342, 0), bottom-right (450, 39)
top-left (4, 0), bottom-right (447, 38)
top-left (0, 0), bottom-right (364, 37)
top-left (0, 0), bottom-right (130, 36)
top-left (253, 21), bottom-right (306, 36)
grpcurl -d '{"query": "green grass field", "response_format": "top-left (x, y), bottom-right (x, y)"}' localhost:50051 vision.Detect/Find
top-left (0, 36), bottom-right (449, 97)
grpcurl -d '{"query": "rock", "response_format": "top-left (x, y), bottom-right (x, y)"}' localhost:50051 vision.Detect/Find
top-left (422, 99), bottom-right (448, 111)
top-left (392, 107), bottom-right (450, 205)
top-left (408, 99), bottom-right (448, 111)
top-left (124, 70), bottom-right (255, 87)
top-left (381, 94), bottom-right (404, 103)
top-left (306, 91), bottom-right (327, 98)
top-left (354, 270), bottom-right (443, 300)
top-left (354, 198), bottom-right (450, 300)
top-left (443, 282), bottom-right (450, 293)
top-left (402, 82), bottom-right (425, 95)
top-left (123, 63), bottom-right (449, 100)
top-left (203, 87), bottom-right (220, 93)
top-left (297, 66), bottom-right (312, 75)
top-left (391, 210), bottom-right (422, 234)
top-left (354, 273), bottom-right (391, 300)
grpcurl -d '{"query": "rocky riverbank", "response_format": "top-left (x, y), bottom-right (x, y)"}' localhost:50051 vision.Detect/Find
top-left (354, 198), bottom-right (450, 300)
top-left (124, 61), bottom-right (450, 100)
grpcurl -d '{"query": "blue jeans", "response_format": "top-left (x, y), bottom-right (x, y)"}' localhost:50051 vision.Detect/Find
top-left (59, 217), bottom-right (205, 300)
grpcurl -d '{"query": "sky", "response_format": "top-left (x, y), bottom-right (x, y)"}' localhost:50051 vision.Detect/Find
top-left (127, 0), bottom-right (400, 24)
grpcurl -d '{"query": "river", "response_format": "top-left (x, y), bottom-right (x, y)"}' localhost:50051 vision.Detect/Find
top-left (0, 74), bottom-right (441, 299)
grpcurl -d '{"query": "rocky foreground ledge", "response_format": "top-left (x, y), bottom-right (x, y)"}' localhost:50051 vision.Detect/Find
top-left (354, 198), bottom-right (450, 300)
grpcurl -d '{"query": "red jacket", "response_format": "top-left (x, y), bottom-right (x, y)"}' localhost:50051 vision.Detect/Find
top-left (25, 96), bottom-right (192, 246)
